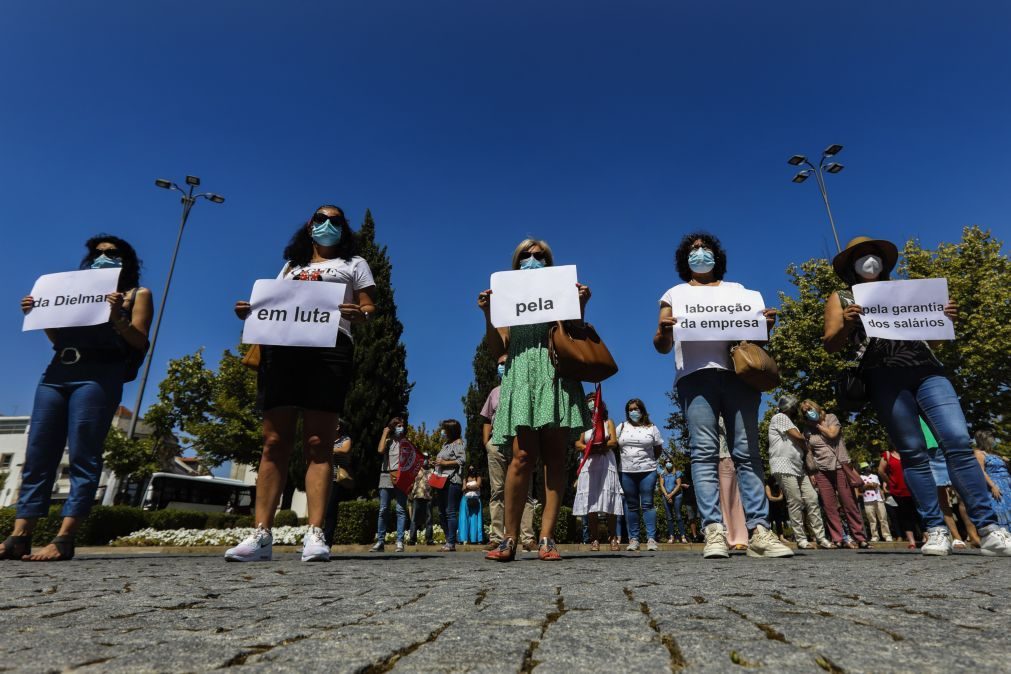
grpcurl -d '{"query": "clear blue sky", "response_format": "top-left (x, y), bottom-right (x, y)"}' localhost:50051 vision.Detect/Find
top-left (2, 3), bottom-right (1010, 447)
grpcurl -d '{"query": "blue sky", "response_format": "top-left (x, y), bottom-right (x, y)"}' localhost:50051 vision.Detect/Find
top-left (2, 3), bottom-right (1010, 450)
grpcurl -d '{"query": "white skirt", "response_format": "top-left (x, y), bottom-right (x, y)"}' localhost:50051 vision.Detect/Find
top-left (572, 451), bottom-right (625, 516)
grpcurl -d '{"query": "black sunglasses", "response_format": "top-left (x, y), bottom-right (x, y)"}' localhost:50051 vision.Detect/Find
top-left (518, 251), bottom-right (546, 261)
top-left (311, 212), bottom-right (344, 225)
top-left (94, 249), bottom-right (122, 259)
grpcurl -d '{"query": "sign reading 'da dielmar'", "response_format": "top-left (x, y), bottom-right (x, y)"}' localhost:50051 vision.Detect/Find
top-left (23, 268), bottom-right (122, 331)
top-left (241, 279), bottom-right (348, 347)
top-left (489, 265), bottom-right (582, 328)
top-left (665, 284), bottom-right (768, 342)
top-left (852, 278), bottom-right (955, 341)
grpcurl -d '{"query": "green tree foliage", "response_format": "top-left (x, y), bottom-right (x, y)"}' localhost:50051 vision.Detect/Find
top-left (406, 422), bottom-right (443, 458)
top-left (461, 339), bottom-right (499, 490)
top-left (189, 345), bottom-right (261, 468)
top-left (342, 210), bottom-right (413, 496)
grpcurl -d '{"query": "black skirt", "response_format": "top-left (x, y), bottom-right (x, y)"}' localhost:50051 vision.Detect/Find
top-left (256, 333), bottom-right (354, 413)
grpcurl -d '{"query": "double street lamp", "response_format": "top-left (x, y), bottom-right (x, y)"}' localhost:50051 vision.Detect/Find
top-left (788, 144), bottom-right (845, 254)
top-left (124, 176), bottom-right (224, 442)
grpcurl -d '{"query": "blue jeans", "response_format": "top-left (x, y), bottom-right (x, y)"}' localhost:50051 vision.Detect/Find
top-left (620, 471), bottom-right (658, 541)
top-left (677, 368), bottom-right (769, 530)
top-left (866, 365), bottom-right (997, 532)
top-left (377, 487), bottom-right (408, 543)
top-left (662, 493), bottom-right (685, 538)
top-left (17, 368), bottom-right (123, 519)
top-left (437, 482), bottom-right (462, 546)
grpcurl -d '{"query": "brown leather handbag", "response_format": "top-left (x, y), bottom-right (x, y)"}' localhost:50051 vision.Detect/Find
top-left (548, 321), bottom-right (618, 383)
top-left (241, 344), bottom-right (262, 371)
top-left (730, 341), bottom-right (780, 392)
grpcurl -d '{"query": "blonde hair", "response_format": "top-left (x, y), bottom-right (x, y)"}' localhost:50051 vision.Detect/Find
top-left (511, 238), bottom-right (554, 270)
top-left (800, 399), bottom-right (825, 417)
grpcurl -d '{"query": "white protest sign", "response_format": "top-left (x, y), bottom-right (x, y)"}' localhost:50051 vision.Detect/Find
top-left (241, 280), bottom-right (348, 347)
top-left (851, 278), bottom-right (954, 341)
top-left (489, 265), bottom-right (582, 328)
top-left (22, 268), bottom-right (122, 331)
top-left (666, 285), bottom-right (768, 342)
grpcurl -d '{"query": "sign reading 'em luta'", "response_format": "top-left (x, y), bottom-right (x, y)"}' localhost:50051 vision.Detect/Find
top-left (22, 268), bottom-right (122, 331)
top-left (241, 279), bottom-right (349, 347)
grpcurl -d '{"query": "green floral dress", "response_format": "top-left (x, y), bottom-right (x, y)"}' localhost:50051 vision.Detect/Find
top-left (490, 322), bottom-right (590, 446)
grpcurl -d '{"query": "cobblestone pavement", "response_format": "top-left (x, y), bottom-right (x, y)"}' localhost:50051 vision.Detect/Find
top-left (0, 548), bottom-right (1008, 673)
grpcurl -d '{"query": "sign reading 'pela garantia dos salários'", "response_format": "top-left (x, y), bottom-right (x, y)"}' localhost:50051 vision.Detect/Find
top-left (22, 268), bottom-right (122, 331)
top-left (489, 265), bottom-right (582, 328)
top-left (665, 284), bottom-right (768, 342)
top-left (241, 279), bottom-right (348, 347)
top-left (851, 278), bottom-right (955, 341)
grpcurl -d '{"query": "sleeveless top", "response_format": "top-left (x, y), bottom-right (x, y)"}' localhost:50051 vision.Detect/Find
top-left (49, 288), bottom-right (144, 382)
top-left (838, 289), bottom-right (940, 370)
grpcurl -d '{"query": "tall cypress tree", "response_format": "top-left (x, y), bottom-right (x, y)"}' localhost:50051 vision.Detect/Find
top-left (343, 210), bottom-right (413, 496)
top-left (461, 339), bottom-right (499, 489)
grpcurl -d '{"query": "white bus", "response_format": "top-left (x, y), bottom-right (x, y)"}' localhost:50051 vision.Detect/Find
top-left (120, 473), bottom-right (254, 513)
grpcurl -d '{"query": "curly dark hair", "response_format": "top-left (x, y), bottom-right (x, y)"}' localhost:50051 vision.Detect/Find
top-left (674, 231), bottom-right (727, 282)
top-left (80, 234), bottom-right (141, 292)
top-left (283, 205), bottom-right (357, 267)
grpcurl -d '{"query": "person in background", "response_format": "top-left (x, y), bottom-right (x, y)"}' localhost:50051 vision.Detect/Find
top-left (654, 232), bottom-right (791, 559)
top-left (434, 419), bottom-right (466, 552)
top-left (408, 456), bottom-right (434, 546)
top-left (370, 417), bottom-right (410, 553)
top-left (573, 393), bottom-right (623, 551)
top-left (974, 430), bottom-right (1011, 530)
top-left (458, 465), bottom-right (484, 545)
top-left (879, 446), bottom-right (920, 549)
top-left (765, 476), bottom-right (789, 542)
top-left (859, 461), bottom-right (892, 542)
top-left (480, 238), bottom-right (592, 562)
top-left (767, 395), bottom-right (831, 550)
top-left (679, 464), bottom-right (700, 542)
top-left (717, 417), bottom-right (749, 550)
top-left (659, 461), bottom-right (687, 544)
top-left (616, 399), bottom-right (664, 552)
top-left (823, 235), bottom-right (1011, 556)
top-left (921, 418), bottom-right (978, 549)
top-left (322, 419), bottom-right (352, 546)
top-left (4, 236), bottom-right (152, 562)
top-left (227, 205), bottom-right (376, 563)
top-left (799, 400), bottom-right (869, 549)
top-left (481, 354), bottom-right (536, 553)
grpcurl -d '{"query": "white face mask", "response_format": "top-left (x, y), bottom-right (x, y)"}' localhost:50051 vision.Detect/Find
top-left (854, 254), bottom-right (883, 280)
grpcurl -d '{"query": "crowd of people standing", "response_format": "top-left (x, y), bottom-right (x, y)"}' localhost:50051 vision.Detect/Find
top-left (5, 206), bottom-right (1011, 564)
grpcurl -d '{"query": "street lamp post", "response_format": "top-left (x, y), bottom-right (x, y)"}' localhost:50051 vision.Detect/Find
top-left (788, 144), bottom-right (845, 254)
top-left (124, 176), bottom-right (225, 442)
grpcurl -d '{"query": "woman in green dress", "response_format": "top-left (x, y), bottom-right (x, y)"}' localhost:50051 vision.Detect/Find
top-left (478, 238), bottom-right (592, 561)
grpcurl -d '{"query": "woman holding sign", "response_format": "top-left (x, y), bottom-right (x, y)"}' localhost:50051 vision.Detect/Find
top-left (654, 232), bottom-right (793, 560)
top-left (479, 239), bottom-right (592, 562)
top-left (226, 205), bottom-right (376, 563)
top-left (824, 236), bottom-right (1011, 556)
top-left (3, 236), bottom-right (152, 561)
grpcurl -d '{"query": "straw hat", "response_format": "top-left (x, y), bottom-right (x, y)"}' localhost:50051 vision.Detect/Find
top-left (832, 236), bottom-right (898, 279)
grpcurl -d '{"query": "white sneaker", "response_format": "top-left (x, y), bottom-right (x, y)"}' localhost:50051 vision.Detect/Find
top-left (395, 540), bottom-right (405, 553)
top-left (369, 541), bottom-right (385, 553)
top-left (922, 528), bottom-right (953, 556)
top-left (702, 523), bottom-right (730, 559)
top-left (301, 526), bottom-right (330, 562)
top-left (952, 538), bottom-right (967, 550)
top-left (884, 536), bottom-right (893, 542)
top-left (980, 527), bottom-right (1011, 557)
top-left (627, 539), bottom-right (640, 552)
top-left (225, 526), bottom-right (273, 562)
top-left (646, 539), bottom-right (659, 551)
top-left (747, 525), bottom-right (795, 558)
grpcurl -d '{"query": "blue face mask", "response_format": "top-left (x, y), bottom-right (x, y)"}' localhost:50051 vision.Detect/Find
top-left (394, 426), bottom-right (404, 437)
top-left (497, 364), bottom-right (505, 378)
top-left (666, 463), bottom-right (673, 470)
top-left (519, 256), bottom-right (546, 270)
top-left (805, 410), bottom-right (819, 422)
top-left (688, 247), bottom-right (715, 274)
top-left (311, 219), bottom-right (342, 247)
top-left (90, 254), bottom-right (123, 269)
top-left (629, 410), bottom-right (642, 423)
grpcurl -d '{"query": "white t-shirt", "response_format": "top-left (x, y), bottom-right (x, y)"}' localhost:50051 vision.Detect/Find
top-left (616, 422), bottom-right (664, 473)
top-left (659, 281), bottom-right (744, 381)
top-left (279, 256), bottom-right (376, 340)
top-left (861, 474), bottom-right (883, 503)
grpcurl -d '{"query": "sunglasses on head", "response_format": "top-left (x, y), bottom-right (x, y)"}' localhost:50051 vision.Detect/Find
top-left (311, 212), bottom-right (343, 225)
top-left (518, 251), bottom-right (546, 261)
